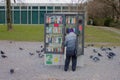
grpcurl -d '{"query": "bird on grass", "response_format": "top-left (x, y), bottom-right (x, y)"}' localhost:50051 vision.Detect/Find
top-left (113, 46), bottom-right (116, 49)
top-left (10, 69), bottom-right (14, 74)
top-left (91, 44), bottom-right (94, 47)
top-left (1, 50), bottom-right (5, 54)
top-left (1, 54), bottom-right (7, 58)
top-left (87, 44), bottom-right (91, 47)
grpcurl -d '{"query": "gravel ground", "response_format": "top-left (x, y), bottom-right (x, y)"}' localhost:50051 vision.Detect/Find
top-left (0, 40), bottom-right (120, 80)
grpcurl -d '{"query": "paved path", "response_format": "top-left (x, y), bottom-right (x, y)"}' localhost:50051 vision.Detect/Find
top-left (0, 41), bottom-right (120, 80)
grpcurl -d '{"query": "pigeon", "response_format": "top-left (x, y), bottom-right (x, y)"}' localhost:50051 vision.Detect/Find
top-left (41, 48), bottom-right (44, 52)
top-left (29, 52), bottom-right (34, 56)
top-left (101, 48), bottom-right (106, 51)
top-left (41, 45), bottom-right (43, 48)
top-left (36, 50), bottom-right (40, 53)
top-left (100, 46), bottom-right (103, 49)
top-left (91, 44), bottom-right (94, 47)
top-left (1, 54), bottom-right (7, 58)
top-left (107, 48), bottom-right (112, 51)
top-left (113, 46), bottom-right (116, 49)
top-left (93, 57), bottom-right (100, 62)
top-left (38, 53), bottom-right (44, 58)
top-left (19, 47), bottom-right (24, 50)
top-left (87, 44), bottom-right (91, 47)
top-left (1, 50), bottom-right (5, 54)
top-left (10, 69), bottom-right (14, 74)
top-left (98, 53), bottom-right (103, 57)
top-left (93, 49), bottom-right (97, 53)
top-left (107, 55), bottom-right (113, 59)
top-left (9, 41), bottom-right (12, 44)
top-left (90, 55), bottom-right (93, 58)
top-left (107, 52), bottom-right (116, 59)
top-left (109, 52), bottom-right (116, 56)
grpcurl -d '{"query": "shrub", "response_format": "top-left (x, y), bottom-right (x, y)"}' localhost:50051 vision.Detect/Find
top-left (93, 18), bottom-right (105, 26)
top-left (104, 18), bottom-right (113, 26)
top-left (110, 21), bottom-right (120, 29)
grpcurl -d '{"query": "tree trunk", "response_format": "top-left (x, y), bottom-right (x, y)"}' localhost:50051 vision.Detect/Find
top-left (6, 0), bottom-right (12, 31)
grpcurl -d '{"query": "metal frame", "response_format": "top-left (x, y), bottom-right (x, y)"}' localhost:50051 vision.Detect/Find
top-left (44, 12), bottom-right (85, 55)
top-left (44, 13), bottom-right (65, 54)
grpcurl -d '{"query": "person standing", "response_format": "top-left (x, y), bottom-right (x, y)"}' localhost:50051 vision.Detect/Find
top-left (64, 28), bottom-right (77, 71)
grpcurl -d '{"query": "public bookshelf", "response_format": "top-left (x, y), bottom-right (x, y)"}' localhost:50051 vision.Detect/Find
top-left (44, 13), bottom-right (85, 65)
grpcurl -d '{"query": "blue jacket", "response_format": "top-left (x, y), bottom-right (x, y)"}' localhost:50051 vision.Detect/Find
top-left (65, 32), bottom-right (77, 51)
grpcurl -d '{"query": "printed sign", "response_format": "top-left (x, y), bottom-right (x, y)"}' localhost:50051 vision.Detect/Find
top-left (45, 54), bottom-right (64, 65)
top-left (46, 54), bottom-right (53, 64)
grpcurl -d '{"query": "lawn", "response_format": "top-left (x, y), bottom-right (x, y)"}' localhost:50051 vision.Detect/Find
top-left (0, 24), bottom-right (120, 45)
top-left (85, 26), bottom-right (120, 46)
top-left (0, 24), bottom-right (44, 42)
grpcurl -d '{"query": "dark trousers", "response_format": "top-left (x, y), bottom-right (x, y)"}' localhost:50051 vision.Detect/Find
top-left (64, 54), bottom-right (77, 71)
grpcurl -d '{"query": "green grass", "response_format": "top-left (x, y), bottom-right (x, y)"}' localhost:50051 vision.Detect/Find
top-left (0, 24), bottom-right (44, 42)
top-left (85, 26), bottom-right (120, 46)
top-left (0, 24), bottom-right (120, 46)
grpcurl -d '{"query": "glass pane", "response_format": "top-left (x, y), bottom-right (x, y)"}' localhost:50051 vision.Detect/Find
top-left (55, 6), bottom-right (61, 9)
top-left (32, 6), bottom-right (38, 9)
top-left (14, 6), bottom-right (20, 9)
top-left (14, 11), bottom-right (20, 24)
top-left (0, 10), bottom-right (5, 23)
top-left (32, 11), bottom-right (38, 24)
top-left (21, 11), bottom-right (27, 24)
top-left (28, 11), bottom-right (31, 24)
top-left (40, 6), bottom-right (46, 9)
top-left (40, 11), bottom-right (46, 24)
top-left (47, 6), bottom-right (53, 10)
top-left (0, 6), bottom-right (5, 9)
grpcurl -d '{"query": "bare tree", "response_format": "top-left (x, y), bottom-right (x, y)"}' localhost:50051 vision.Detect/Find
top-left (87, 0), bottom-right (114, 18)
top-left (68, 0), bottom-right (86, 12)
top-left (96, 0), bottom-right (120, 20)
top-left (6, 0), bottom-right (13, 31)
top-left (6, 0), bottom-right (24, 31)
top-left (100, 0), bottom-right (120, 15)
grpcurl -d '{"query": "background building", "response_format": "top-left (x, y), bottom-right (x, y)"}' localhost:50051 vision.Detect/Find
top-left (0, 3), bottom-right (85, 24)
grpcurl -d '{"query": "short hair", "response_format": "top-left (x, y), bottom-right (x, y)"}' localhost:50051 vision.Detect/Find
top-left (70, 28), bottom-right (74, 32)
